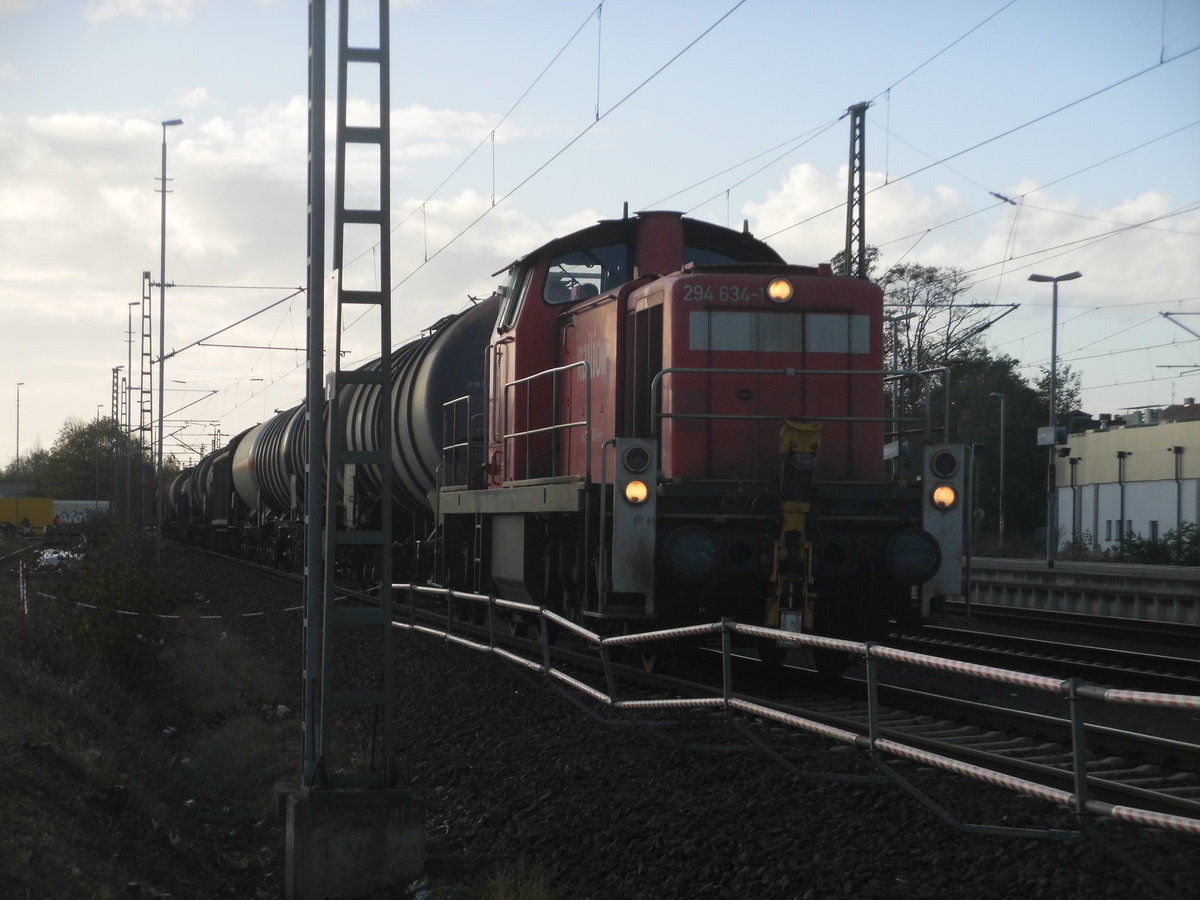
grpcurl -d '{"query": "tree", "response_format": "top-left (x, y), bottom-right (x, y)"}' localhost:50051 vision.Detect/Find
top-left (879, 263), bottom-right (993, 371)
top-left (847, 254), bottom-right (1058, 548)
top-left (830, 245), bottom-right (881, 281)
top-left (2, 446), bottom-right (49, 487)
top-left (38, 416), bottom-right (162, 522)
top-left (948, 347), bottom-right (1047, 544)
top-left (1033, 363), bottom-right (1083, 427)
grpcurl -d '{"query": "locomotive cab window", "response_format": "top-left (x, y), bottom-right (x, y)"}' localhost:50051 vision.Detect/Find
top-left (688, 310), bottom-right (870, 354)
top-left (543, 243), bottom-right (628, 305)
top-left (683, 245), bottom-right (739, 267)
top-left (806, 313), bottom-right (869, 354)
top-left (689, 310), bottom-right (804, 352)
top-left (497, 264), bottom-right (531, 333)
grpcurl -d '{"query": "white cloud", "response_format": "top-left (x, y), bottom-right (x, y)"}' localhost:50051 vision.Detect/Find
top-left (0, 183), bottom-right (71, 222)
top-left (85, 0), bottom-right (192, 23)
top-left (181, 87), bottom-right (209, 109)
top-left (743, 162), bottom-right (966, 268)
top-left (27, 111), bottom-right (156, 143)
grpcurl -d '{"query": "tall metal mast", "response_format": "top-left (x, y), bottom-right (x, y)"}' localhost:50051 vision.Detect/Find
top-left (843, 101), bottom-right (869, 279)
top-left (306, 0), bottom-right (396, 790)
top-left (301, 0), bottom-right (327, 786)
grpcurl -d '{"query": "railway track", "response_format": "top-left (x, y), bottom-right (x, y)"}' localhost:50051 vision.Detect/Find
top-left (662, 651), bottom-right (1200, 823)
top-left (893, 623), bottom-right (1200, 695)
top-left (381, 583), bottom-right (1200, 832)
top-left (174, 546), bottom-right (1200, 841)
top-left (945, 599), bottom-right (1200, 644)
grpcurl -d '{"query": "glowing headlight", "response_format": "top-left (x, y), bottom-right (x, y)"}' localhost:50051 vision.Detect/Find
top-left (767, 278), bottom-right (794, 303)
top-left (929, 483), bottom-right (958, 511)
top-left (624, 479), bottom-right (649, 505)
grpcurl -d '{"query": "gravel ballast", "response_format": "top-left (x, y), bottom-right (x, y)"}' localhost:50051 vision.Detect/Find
top-left (171, 547), bottom-right (1200, 899)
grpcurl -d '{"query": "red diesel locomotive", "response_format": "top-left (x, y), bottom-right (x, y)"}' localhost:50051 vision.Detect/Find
top-left (437, 209), bottom-right (960, 647)
top-left (173, 209), bottom-right (964, 653)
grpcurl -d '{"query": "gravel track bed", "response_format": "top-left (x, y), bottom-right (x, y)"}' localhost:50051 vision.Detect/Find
top-left (170, 546), bottom-right (1200, 899)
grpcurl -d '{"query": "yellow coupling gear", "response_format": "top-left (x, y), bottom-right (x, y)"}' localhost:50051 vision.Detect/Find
top-left (771, 421), bottom-right (820, 630)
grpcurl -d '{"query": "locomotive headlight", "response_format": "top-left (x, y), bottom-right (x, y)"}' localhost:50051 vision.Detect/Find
top-left (929, 483), bottom-right (958, 511)
top-left (767, 278), bottom-right (794, 303)
top-left (623, 479), bottom-right (650, 505)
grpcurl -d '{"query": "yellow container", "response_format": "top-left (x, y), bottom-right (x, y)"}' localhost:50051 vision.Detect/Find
top-left (0, 497), bottom-right (54, 536)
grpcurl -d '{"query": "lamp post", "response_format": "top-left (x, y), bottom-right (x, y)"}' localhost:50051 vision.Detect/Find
top-left (96, 404), bottom-right (103, 510)
top-left (1028, 271), bottom-right (1082, 568)
top-left (156, 118), bottom-right (183, 564)
top-left (15, 381), bottom-right (23, 468)
top-left (989, 391), bottom-right (1006, 552)
top-left (15, 382), bottom-right (23, 533)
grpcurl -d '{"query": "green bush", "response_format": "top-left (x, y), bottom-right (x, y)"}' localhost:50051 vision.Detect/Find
top-left (1058, 530), bottom-right (1096, 561)
top-left (1113, 522), bottom-right (1199, 566)
top-left (28, 526), bottom-right (176, 690)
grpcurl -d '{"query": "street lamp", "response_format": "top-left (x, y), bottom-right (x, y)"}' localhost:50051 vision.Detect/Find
top-left (15, 382), bottom-right (24, 534)
top-left (156, 118), bottom-right (183, 563)
top-left (15, 381), bottom-right (24, 467)
top-left (989, 391), bottom-right (1006, 552)
top-left (96, 404), bottom-right (103, 509)
top-left (1028, 271), bottom-right (1082, 568)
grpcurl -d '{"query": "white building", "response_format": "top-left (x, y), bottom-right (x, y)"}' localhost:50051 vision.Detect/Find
top-left (1055, 399), bottom-right (1200, 551)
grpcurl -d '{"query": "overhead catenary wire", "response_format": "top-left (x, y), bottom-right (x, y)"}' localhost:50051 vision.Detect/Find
top-left (761, 46), bottom-right (1200, 242)
top-left (644, 117), bottom-right (843, 210)
top-left (386, 0), bottom-right (751, 298)
top-left (654, 0), bottom-right (1021, 215)
top-left (341, 2), bottom-right (606, 274)
top-left (868, 0), bottom-right (1020, 104)
top-left (869, 120), bottom-right (1200, 255)
top-left (960, 201), bottom-right (1200, 283)
top-left (337, 0), bottom-right (749, 350)
top-left (156, 288), bottom-right (305, 363)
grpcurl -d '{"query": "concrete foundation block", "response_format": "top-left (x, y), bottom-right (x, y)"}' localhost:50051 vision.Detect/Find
top-left (283, 784), bottom-right (424, 899)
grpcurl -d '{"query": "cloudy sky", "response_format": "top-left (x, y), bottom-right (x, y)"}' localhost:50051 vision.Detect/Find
top-left (2, 0), bottom-right (1198, 467)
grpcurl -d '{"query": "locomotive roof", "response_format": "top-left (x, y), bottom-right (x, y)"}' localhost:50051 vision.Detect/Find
top-left (492, 210), bottom-right (785, 276)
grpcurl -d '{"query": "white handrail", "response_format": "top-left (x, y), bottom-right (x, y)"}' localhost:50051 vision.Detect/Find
top-left (391, 579), bottom-right (1200, 838)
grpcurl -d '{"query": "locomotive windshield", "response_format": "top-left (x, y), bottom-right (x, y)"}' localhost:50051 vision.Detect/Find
top-left (689, 310), bottom-right (870, 354)
top-left (682, 245), bottom-right (739, 267)
top-left (542, 243), bottom-right (627, 304)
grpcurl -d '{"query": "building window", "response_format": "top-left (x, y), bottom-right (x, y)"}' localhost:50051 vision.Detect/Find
top-left (1150, 520), bottom-right (1159, 540)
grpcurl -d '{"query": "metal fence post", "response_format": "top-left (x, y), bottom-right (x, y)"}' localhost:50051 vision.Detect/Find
top-left (865, 643), bottom-right (881, 750)
top-left (1068, 677), bottom-right (1090, 815)
top-left (721, 618), bottom-right (733, 711)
